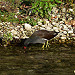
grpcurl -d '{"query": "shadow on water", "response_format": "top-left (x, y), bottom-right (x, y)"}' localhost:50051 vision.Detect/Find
top-left (0, 45), bottom-right (75, 75)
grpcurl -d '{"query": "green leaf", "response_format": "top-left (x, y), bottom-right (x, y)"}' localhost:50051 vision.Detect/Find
top-left (55, 0), bottom-right (62, 3)
top-left (45, 2), bottom-right (48, 8)
top-left (50, 0), bottom-right (54, 2)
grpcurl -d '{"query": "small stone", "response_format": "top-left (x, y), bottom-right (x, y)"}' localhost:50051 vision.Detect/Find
top-left (23, 23), bottom-right (32, 30)
top-left (1, 15), bottom-right (4, 16)
top-left (53, 27), bottom-right (58, 30)
top-left (46, 27), bottom-right (52, 31)
top-left (66, 14), bottom-right (69, 16)
top-left (0, 23), bottom-right (3, 25)
top-left (69, 9), bottom-right (73, 12)
top-left (40, 27), bottom-right (45, 30)
top-left (52, 22), bottom-right (56, 25)
top-left (57, 15), bottom-right (61, 18)
top-left (14, 36), bottom-right (19, 39)
top-left (11, 30), bottom-right (17, 35)
top-left (68, 17), bottom-right (73, 20)
top-left (60, 21), bottom-right (64, 24)
top-left (20, 28), bottom-right (23, 31)
top-left (42, 25), bottom-right (46, 28)
top-left (15, 15), bottom-right (17, 18)
top-left (38, 21), bottom-right (42, 25)
top-left (62, 18), bottom-right (65, 21)
top-left (62, 8), bottom-right (66, 12)
top-left (63, 31), bottom-right (67, 34)
top-left (68, 30), bottom-right (73, 33)
top-left (52, 14), bottom-right (55, 17)
top-left (17, 26), bottom-right (20, 28)
top-left (7, 22), bottom-right (10, 25)
top-left (46, 21), bottom-right (49, 24)
top-left (61, 37), bottom-right (66, 39)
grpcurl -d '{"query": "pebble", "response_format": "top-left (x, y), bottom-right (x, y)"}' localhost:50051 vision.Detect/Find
top-left (20, 28), bottom-right (23, 31)
top-left (69, 9), bottom-right (73, 12)
top-left (63, 31), bottom-right (67, 34)
top-left (23, 23), bottom-right (32, 30)
top-left (11, 30), bottom-right (17, 35)
top-left (62, 8), bottom-right (66, 12)
top-left (57, 15), bottom-right (61, 18)
top-left (68, 30), bottom-right (73, 33)
top-left (61, 37), bottom-right (66, 39)
top-left (52, 22), bottom-right (56, 25)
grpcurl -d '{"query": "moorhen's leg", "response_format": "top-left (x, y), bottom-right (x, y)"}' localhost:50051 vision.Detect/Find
top-left (42, 43), bottom-right (45, 49)
top-left (46, 41), bottom-right (49, 48)
top-left (42, 41), bottom-right (50, 49)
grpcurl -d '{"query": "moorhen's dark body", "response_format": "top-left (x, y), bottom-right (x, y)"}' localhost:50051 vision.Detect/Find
top-left (24, 30), bottom-right (59, 47)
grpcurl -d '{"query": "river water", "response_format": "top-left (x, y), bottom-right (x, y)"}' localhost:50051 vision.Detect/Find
top-left (0, 45), bottom-right (75, 75)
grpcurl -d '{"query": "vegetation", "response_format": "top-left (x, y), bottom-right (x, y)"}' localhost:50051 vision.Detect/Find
top-left (0, 0), bottom-right (74, 24)
top-left (31, 0), bottom-right (62, 19)
top-left (0, 0), bottom-right (74, 46)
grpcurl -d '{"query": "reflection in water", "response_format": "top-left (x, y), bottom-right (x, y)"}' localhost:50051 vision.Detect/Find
top-left (0, 46), bottom-right (75, 75)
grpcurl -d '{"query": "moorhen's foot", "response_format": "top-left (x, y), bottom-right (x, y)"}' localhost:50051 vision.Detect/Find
top-left (42, 41), bottom-right (50, 49)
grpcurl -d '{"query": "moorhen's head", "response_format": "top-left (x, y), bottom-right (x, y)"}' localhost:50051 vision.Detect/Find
top-left (24, 30), bottom-right (59, 49)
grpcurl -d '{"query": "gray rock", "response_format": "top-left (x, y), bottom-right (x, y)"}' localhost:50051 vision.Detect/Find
top-left (23, 23), bottom-right (32, 30)
top-left (11, 29), bottom-right (17, 35)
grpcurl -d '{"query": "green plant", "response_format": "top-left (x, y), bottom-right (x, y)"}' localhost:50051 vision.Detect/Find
top-left (3, 32), bottom-right (13, 41)
top-left (19, 16), bottom-right (38, 26)
top-left (31, 0), bottom-right (62, 19)
top-left (0, 10), bottom-right (19, 23)
top-left (3, 32), bottom-right (13, 45)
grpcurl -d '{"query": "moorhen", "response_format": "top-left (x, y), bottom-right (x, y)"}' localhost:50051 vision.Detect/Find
top-left (24, 30), bottom-right (59, 49)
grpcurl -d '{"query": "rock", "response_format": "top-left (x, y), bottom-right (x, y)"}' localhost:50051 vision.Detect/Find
top-left (61, 37), bottom-right (66, 39)
top-left (40, 27), bottom-right (45, 30)
top-left (62, 8), bottom-right (66, 12)
top-left (57, 15), bottom-right (61, 18)
top-left (20, 28), bottom-right (24, 31)
top-left (60, 21), bottom-right (64, 24)
top-left (66, 14), bottom-right (69, 16)
top-left (46, 27), bottom-right (52, 31)
top-left (68, 17), bottom-right (73, 20)
top-left (69, 8), bottom-right (73, 12)
top-left (14, 36), bottom-right (19, 39)
top-left (63, 31), bottom-right (67, 34)
top-left (23, 23), bottom-right (32, 30)
top-left (46, 21), bottom-right (49, 24)
top-left (53, 27), bottom-right (59, 32)
top-left (11, 30), bottom-right (17, 35)
top-left (14, 15), bottom-right (17, 18)
top-left (52, 14), bottom-right (55, 17)
top-left (38, 21), bottom-right (42, 25)
top-left (68, 30), bottom-right (73, 33)
top-left (52, 22), bottom-right (56, 25)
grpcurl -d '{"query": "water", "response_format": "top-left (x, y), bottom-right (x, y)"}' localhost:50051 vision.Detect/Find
top-left (0, 45), bottom-right (75, 75)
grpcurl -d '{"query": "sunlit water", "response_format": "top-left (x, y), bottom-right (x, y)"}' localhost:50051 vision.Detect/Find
top-left (0, 45), bottom-right (75, 75)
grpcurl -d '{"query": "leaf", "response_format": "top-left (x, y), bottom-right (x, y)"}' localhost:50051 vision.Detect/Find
top-left (50, 0), bottom-right (54, 2)
top-left (45, 2), bottom-right (48, 8)
top-left (55, 0), bottom-right (62, 3)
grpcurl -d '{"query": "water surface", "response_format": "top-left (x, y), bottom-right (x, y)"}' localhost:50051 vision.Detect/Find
top-left (0, 45), bottom-right (75, 75)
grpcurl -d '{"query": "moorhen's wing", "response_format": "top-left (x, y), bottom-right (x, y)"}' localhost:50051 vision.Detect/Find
top-left (30, 30), bottom-right (57, 40)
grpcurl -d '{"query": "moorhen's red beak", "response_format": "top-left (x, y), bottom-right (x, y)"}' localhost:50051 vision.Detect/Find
top-left (24, 46), bottom-right (27, 49)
